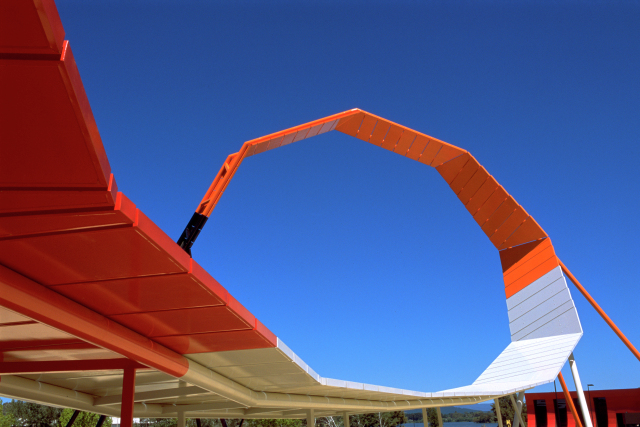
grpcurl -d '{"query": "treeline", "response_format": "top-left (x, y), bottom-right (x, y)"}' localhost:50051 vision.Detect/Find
top-left (405, 410), bottom-right (495, 424)
top-left (1, 400), bottom-right (408, 427)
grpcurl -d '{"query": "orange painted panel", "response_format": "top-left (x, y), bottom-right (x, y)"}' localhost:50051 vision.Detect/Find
top-left (52, 273), bottom-right (227, 316)
top-left (489, 208), bottom-right (529, 248)
top-left (394, 130), bottom-right (416, 155)
top-left (499, 239), bottom-right (546, 272)
top-left (0, 207), bottom-right (134, 240)
top-left (335, 112), bottom-right (365, 136)
top-left (369, 120), bottom-right (391, 146)
top-left (405, 134), bottom-right (429, 160)
top-left (266, 135), bottom-right (284, 151)
top-left (449, 156), bottom-right (480, 194)
top-left (503, 238), bottom-right (555, 283)
top-left (465, 176), bottom-right (499, 215)
top-left (245, 144), bottom-right (257, 157)
top-left (505, 256), bottom-right (559, 298)
top-left (306, 123), bottom-right (324, 138)
top-left (473, 187), bottom-right (508, 225)
top-left (418, 138), bottom-right (443, 165)
top-left (499, 216), bottom-right (547, 250)
top-left (156, 329), bottom-right (277, 354)
top-left (356, 115), bottom-right (377, 142)
top-left (481, 196), bottom-right (518, 236)
top-left (457, 167), bottom-right (489, 203)
top-left (0, 0), bottom-right (65, 55)
top-left (293, 127), bottom-right (311, 142)
top-left (279, 131), bottom-right (297, 147)
top-left (0, 46), bottom-right (111, 188)
top-left (436, 153), bottom-right (471, 184)
top-left (379, 125), bottom-right (404, 151)
top-left (111, 306), bottom-right (253, 338)
top-left (0, 189), bottom-right (117, 215)
top-left (431, 144), bottom-right (466, 166)
top-left (253, 140), bottom-right (270, 155)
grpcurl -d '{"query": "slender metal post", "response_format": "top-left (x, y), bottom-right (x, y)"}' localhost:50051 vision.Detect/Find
top-left (436, 408), bottom-right (443, 427)
top-left (121, 367), bottom-right (136, 427)
top-left (308, 409), bottom-right (315, 427)
top-left (343, 412), bottom-right (350, 427)
top-left (510, 392), bottom-right (524, 427)
top-left (558, 372), bottom-right (583, 427)
top-left (95, 416), bottom-right (106, 427)
top-left (495, 399), bottom-right (503, 427)
top-left (422, 408), bottom-right (428, 427)
top-left (65, 410), bottom-right (80, 427)
top-left (196, 420), bottom-right (202, 427)
top-left (587, 385), bottom-right (594, 427)
top-left (569, 354), bottom-right (593, 427)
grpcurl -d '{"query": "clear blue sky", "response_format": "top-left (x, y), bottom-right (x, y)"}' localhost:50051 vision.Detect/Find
top-left (51, 0), bottom-right (638, 395)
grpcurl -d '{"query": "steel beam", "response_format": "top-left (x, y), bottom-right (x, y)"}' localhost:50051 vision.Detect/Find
top-left (120, 367), bottom-right (136, 427)
top-left (95, 385), bottom-right (208, 406)
top-left (569, 353), bottom-right (594, 427)
top-left (494, 399), bottom-right (503, 427)
top-left (162, 402), bottom-right (248, 414)
top-left (0, 359), bottom-right (146, 374)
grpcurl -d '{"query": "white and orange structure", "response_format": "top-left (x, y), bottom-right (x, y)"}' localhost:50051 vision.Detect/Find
top-left (0, 2), bottom-right (638, 427)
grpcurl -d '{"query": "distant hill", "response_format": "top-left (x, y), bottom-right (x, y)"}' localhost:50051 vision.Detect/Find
top-left (405, 406), bottom-right (488, 415)
top-left (457, 404), bottom-right (493, 412)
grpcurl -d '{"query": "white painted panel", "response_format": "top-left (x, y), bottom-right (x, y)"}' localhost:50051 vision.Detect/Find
top-left (506, 266), bottom-right (564, 310)
top-left (509, 289), bottom-right (572, 334)
top-left (517, 308), bottom-right (583, 340)
top-left (507, 277), bottom-right (567, 322)
top-left (512, 302), bottom-right (579, 341)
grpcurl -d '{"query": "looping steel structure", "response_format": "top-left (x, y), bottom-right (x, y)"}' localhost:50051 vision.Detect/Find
top-left (0, 2), bottom-right (638, 427)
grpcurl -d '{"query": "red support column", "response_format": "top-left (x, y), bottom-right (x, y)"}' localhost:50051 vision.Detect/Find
top-left (121, 367), bottom-right (136, 427)
top-left (558, 372), bottom-right (583, 427)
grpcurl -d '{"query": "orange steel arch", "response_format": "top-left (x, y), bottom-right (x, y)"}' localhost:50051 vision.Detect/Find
top-left (195, 108), bottom-right (549, 299)
top-left (186, 108), bottom-right (640, 362)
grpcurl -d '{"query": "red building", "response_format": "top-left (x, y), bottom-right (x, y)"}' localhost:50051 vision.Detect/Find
top-left (526, 388), bottom-right (640, 427)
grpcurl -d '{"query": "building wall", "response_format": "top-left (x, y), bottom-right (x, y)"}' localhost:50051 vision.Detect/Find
top-left (525, 388), bottom-right (640, 427)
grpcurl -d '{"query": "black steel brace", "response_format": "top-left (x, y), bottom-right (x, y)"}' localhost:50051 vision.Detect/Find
top-left (177, 212), bottom-right (209, 256)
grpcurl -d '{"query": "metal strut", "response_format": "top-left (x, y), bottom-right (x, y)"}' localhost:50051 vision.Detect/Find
top-left (177, 212), bottom-right (208, 256)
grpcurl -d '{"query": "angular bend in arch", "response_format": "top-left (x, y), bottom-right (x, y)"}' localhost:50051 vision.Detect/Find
top-left (190, 108), bottom-right (583, 394)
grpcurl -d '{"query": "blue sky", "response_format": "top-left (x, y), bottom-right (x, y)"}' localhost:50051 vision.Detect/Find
top-left (46, 0), bottom-right (639, 396)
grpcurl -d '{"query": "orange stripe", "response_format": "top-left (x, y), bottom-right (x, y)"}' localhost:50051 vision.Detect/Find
top-left (418, 138), bottom-right (443, 165)
top-left (380, 125), bottom-right (403, 151)
top-left (505, 256), bottom-right (559, 298)
top-left (481, 196), bottom-right (518, 236)
top-left (473, 187), bottom-right (508, 225)
top-left (449, 156), bottom-right (480, 194)
top-left (356, 115), bottom-right (377, 142)
top-left (457, 167), bottom-right (489, 204)
top-left (431, 144), bottom-right (466, 166)
top-left (394, 129), bottom-right (416, 155)
top-left (465, 176), bottom-right (499, 215)
top-left (503, 237), bottom-right (554, 278)
top-left (499, 216), bottom-right (547, 250)
top-left (436, 153), bottom-right (471, 184)
top-left (369, 119), bottom-right (391, 146)
top-left (334, 112), bottom-right (365, 136)
top-left (489, 207), bottom-right (529, 248)
top-left (405, 133), bottom-right (427, 160)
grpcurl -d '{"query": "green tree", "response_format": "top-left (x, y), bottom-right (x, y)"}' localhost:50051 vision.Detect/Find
top-left (3, 400), bottom-right (62, 427)
top-left (491, 397), bottom-right (527, 427)
top-left (246, 420), bottom-right (302, 427)
top-left (59, 409), bottom-right (111, 427)
top-left (1, 413), bottom-right (16, 427)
